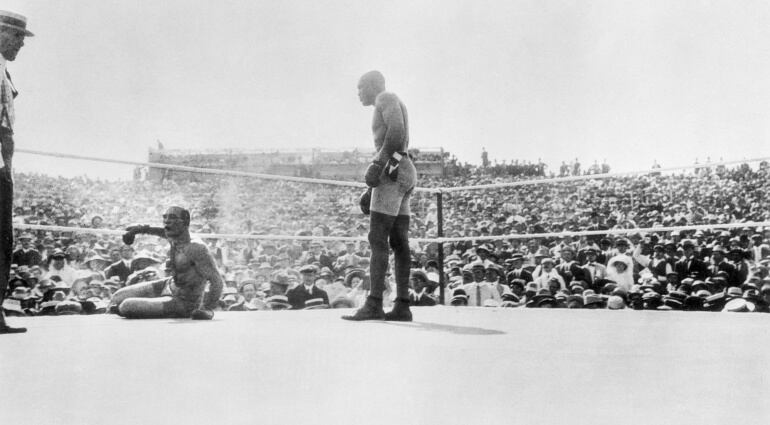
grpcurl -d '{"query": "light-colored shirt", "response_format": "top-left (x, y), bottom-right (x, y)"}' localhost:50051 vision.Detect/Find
top-left (461, 282), bottom-right (502, 306)
top-left (533, 270), bottom-right (566, 291)
top-left (334, 253), bottom-right (363, 271)
top-left (751, 245), bottom-right (768, 263)
top-left (44, 265), bottom-right (78, 287)
top-left (0, 56), bottom-right (16, 132)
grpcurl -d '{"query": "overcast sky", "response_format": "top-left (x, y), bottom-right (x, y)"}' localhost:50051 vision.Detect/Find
top-left (6, 0), bottom-right (770, 179)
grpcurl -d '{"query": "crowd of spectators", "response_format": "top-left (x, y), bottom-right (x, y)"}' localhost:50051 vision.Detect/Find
top-left (556, 159), bottom-right (611, 176)
top-left (4, 158), bottom-right (770, 316)
top-left (445, 158), bottom-right (547, 179)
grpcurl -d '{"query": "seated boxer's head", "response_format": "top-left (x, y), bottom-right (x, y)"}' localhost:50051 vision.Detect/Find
top-left (163, 206), bottom-right (191, 238)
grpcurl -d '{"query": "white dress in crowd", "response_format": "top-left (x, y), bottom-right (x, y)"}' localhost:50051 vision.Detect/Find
top-left (606, 254), bottom-right (634, 292)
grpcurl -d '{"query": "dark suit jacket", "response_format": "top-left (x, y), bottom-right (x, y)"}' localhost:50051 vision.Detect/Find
top-left (675, 257), bottom-right (710, 281)
top-left (555, 260), bottom-right (586, 285)
top-left (505, 268), bottom-right (533, 284)
top-left (286, 284), bottom-right (330, 310)
top-left (708, 261), bottom-right (738, 286)
top-left (301, 253), bottom-right (336, 271)
top-left (105, 260), bottom-right (132, 283)
top-left (12, 248), bottom-right (42, 267)
top-left (581, 262), bottom-right (608, 288)
top-left (731, 260), bottom-right (750, 285)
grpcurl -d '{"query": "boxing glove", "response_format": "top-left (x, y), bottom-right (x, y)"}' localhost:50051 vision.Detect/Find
top-left (191, 308), bottom-right (214, 320)
top-left (364, 161), bottom-right (384, 187)
top-left (122, 225), bottom-right (164, 245)
top-left (359, 188), bottom-right (372, 215)
top-left (122, 231), bottom-right (137, 245)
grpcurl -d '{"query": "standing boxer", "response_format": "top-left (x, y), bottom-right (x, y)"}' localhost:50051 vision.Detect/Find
top-left (343, 71), bottom-right (416, 321)
top-left (0, 10), bottom-right (32, 334)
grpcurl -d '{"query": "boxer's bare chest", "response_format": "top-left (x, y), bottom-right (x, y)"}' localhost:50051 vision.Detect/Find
top-left (170, 242), bottom-right (197, 277)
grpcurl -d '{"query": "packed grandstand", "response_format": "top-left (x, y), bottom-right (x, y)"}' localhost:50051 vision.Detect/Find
top-left (5, 148), bottom-right (770, 316)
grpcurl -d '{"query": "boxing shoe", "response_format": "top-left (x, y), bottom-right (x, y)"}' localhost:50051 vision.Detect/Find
top-left (0, 325), bottom-right (27, 334)
top-left (384, 298), bottom-right (412, 322)
top-left (342, 296), bottom-right (385, 321)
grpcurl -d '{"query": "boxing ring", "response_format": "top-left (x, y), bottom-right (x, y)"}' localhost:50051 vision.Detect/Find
top-left (3, 308), bottom-right (769, 425)
top-left (6, 149), bottom-right (770, 425)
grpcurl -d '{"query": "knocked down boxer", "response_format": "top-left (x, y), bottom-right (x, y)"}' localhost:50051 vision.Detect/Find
top-left (108, 206), bottom-right (223, 320)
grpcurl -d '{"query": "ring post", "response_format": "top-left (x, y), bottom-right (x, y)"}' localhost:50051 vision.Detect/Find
top-left (436, 191), bottom-right (445, 304)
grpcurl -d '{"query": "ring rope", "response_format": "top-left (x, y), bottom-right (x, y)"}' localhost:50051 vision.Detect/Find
top-left (17, 148), bottom-right (769, 194)
top-left (424, 221), bottom-right (770, 244)
top-left (15, 221), bottom-right (770, 246)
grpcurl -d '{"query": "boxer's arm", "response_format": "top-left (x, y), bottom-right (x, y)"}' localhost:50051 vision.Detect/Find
top-left (189, 243), bottom-right (224, 312)
top-left (123, 225), bottom-right (165, 245)
top-left (126, 225), bottom-right (166, 237)
top-left (373, 93), bottom-right (407, 164)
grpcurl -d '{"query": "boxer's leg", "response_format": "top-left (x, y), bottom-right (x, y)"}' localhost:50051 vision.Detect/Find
top-left (385, 197), bottom-right (413, 321)
top-left (341, 211), bottom-right (394, 321)
top-left (368, 211), bottom-right (397, 299)
top-left (390, 214), bottom-right (411, 300)
top-left (119, 296), bottom-right (172, 318)
top-left (368, 166), bottom-right (413, 298)
top-left (109, 279), bottom-right (166, 315)
top-left (119, 296), bottom-right (194, 319)
top-left (344, 160), bottom-right (415, 322)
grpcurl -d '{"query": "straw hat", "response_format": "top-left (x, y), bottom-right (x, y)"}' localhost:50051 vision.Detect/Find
top-left (0, 10), bottom-right (33, 37)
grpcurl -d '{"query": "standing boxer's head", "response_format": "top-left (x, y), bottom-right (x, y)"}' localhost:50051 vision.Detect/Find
top-left (0, 11), bottom-right (33, 61)
top-left (357, 70), bottom-right (385, 106)
top-left (163, 206), bottom-right (191, 238)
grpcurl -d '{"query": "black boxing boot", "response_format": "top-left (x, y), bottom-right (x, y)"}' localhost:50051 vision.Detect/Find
top-left (384, 298), bottom-right (412, 322)
top-left (342, 296), bottom-right (385, 321)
